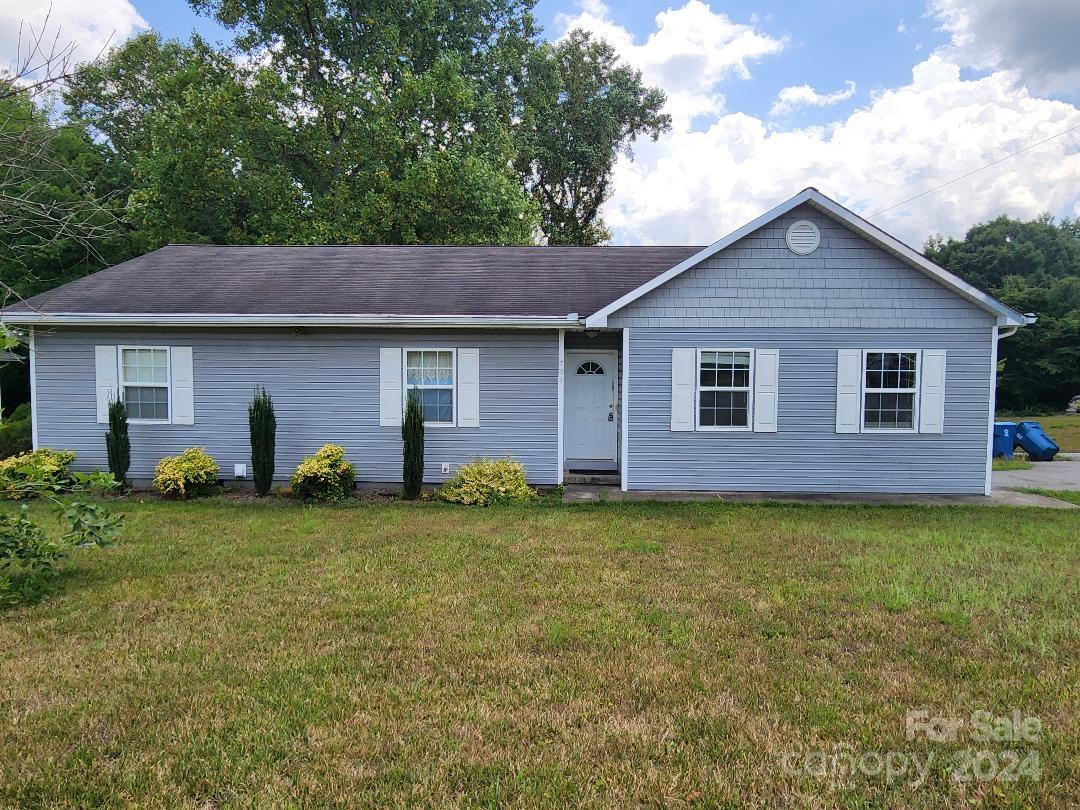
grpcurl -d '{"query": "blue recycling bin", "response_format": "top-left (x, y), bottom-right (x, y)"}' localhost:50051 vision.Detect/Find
top-left (992, 422), bottom-right (1017, 458)
top-left (1015, 421), bottom-right (1059, 462)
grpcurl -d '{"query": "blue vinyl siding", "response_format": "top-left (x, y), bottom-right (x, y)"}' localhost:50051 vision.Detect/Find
top-left (609, 205), bottom-right (995, 494)
top-left (33, 328), bottom-right (559, 485)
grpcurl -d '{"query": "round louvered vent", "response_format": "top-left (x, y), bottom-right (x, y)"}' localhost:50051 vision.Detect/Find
top-left (785, 220), bottom-right (820, 255)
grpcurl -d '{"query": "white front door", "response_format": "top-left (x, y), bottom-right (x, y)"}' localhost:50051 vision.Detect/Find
top-left (565, 351), bottom-right (617, 461)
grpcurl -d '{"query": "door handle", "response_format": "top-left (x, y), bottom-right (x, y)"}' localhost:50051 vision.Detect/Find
top-left (608, 411), bottom-right (614, 421)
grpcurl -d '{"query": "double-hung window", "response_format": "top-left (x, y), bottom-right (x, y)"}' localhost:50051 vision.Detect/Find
top-left (120, 347), bottom-right (170, 422)
top-left (405, 349), bottom-right (455, 425)
top-left (862, 351), bottom-right (918, 431)
top-left (698, 349), bottom-right (753, 429)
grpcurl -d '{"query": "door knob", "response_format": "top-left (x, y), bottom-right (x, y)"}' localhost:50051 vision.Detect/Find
top-left (608, 412), bottom-right (614, 421)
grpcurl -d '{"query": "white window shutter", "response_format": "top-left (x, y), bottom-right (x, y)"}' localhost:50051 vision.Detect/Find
top-left (836, 349), bottom-right (862, 433)
top-left (95, 345), bottom-right (118, 424)
top-left (379, 347), bottom-right (403, 427)
top-left (919, 350), bottom-right (946, 434)
top-left (670, 348), bottom-right (695, 431)
top-left (170, 347), bottom-right (195, 424)
top-left (457, 348), bottom-right (480, 427)
top-left (753, 349), bottom-right (779, 432)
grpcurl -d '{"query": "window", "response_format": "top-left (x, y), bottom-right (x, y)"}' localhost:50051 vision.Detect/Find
top-left (863, 351), bottom-right (918, 430)
top-left (120, 347), bottom-right (170, 422)
top-left (576, 361), bottom-right (605, 375)
top-left (405, 349), bottom-right (455, 425)
top-left (698, 350), bottom-right (752, 429)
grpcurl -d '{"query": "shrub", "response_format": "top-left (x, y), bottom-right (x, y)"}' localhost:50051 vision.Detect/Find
top-left (153, 448), bottom-right (220, 498)
top-left (436, 457), bottom-right (537, 506)
top-left (105, 397), bottom-right (131, 487)
top-left (0, 403), bottom-right (32, 459)
top-left (402, 390), bottom-right (424, 500)
top-left (0, 448), bottom-right (78, 500)
top-left (249, 386), bottom-right (276, 496)
top-left (291, 444), bottom-right (356, 502)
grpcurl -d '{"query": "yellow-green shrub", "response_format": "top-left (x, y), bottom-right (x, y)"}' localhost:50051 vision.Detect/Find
top-left (436, 457), bottom-right (536, 506)
top-left (0, 448), bottom-right (77, 500)
top-left (291, 444), bottom-right (356, 502)
top-left (153, 448), bottom-right (219, 498)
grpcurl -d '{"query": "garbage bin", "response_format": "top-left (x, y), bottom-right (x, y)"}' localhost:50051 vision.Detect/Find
top-left (992, 422), bottom-right (1017, 458)
top-left (1015, 421), bottom-right (1060, 462)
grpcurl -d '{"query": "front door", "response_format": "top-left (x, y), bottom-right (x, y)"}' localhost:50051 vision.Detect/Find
top-left (565, 351), bottom-right (617, 462)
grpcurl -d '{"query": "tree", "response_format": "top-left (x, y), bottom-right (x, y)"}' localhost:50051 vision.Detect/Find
top-left (402, 390), bottom-right (424, 500)
top-left (0, 14), bottom-right (126, 304)
top-left (248, 386), bottom-right (276, 496)
top-left (516, 30), bottom-right (670, 245)
top-left (66, 33), bottom-right (305, 246)
top-left (926, 215), bottom-right (1080, 411)
top-left (183, 0), bottom-right (539, 244)
top-left (105, 397), bottom-right (130, 488)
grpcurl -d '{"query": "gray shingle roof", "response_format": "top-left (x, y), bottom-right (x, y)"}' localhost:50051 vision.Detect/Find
top-left (4, 244), bottom-right (702, 319)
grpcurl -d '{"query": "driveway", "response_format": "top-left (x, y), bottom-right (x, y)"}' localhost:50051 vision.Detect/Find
top-left (993, 458), bottom-right (1080, 492)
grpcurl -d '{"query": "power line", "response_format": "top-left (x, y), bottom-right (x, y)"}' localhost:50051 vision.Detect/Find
top-left (868, 120), bottom-right (1080, 218)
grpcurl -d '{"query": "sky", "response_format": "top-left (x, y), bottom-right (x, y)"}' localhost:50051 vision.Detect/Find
top-left (3, 0), bottom-right (1079, 248)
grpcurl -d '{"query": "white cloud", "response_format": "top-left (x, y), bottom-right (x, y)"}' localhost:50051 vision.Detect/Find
top-left (897, 19), bottom-right (907, 33)
top-left (929, 0), bottom-right (1080, 94)
top-left (770, 80), bottom-right (856, 117)
top-left (556, 0), bottom-right (784, 127)
top-left (0, 0), bottom-right (146, 80)
top-left (557, 2), bottom-right (1080, 248)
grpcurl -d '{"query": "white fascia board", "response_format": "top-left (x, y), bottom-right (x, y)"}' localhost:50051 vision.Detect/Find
top-left (585, 188), bottom-right (1027, 328)
top-left (0, 313), bottom-right (585, 329)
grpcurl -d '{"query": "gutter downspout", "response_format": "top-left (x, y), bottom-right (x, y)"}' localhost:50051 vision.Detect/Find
top-left (984, 315), bottom-right (1033, 495)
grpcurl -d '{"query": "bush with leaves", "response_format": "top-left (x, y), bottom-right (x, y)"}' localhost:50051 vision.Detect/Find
top-left (0, 403), bottom-right (33, 459)
top-left (105, 397), bottom-right (131, 487)
top-left (291, 444), bottom-right (356, 502)
top-left (402, 390), bottom-right (424, 500)
top-left (436, 457), bottom-right (536, 506)
top-left (0, 470), bottom-right (122, 607)
top-left (153, 448), bottom-right (220, 498)
top-left (249, 386), bottom-right (276, 496)
top-left (0, 448), bottom-right (79, 500)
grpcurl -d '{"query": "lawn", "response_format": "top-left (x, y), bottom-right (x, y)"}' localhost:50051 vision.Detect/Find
top-left (992, 456), bottom-right (1033, 471)
top-left (1005, 413), bottom-right (1080, 452)
top-left (1, 498), bottom-right (1077, 807)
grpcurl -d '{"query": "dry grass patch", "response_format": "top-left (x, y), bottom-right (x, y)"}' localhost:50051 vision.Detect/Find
top-left (0, 498), bottom-right (1077, 807)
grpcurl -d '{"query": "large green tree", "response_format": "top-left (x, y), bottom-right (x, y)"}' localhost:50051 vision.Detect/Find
top-left (183, 0), bottom-right (540, 244)
top-left (926, 215), bottom-right (1080, 411)
top-left (516, 29), bottom-right (670, 245)
top-left (66, 34), bottom-right (306, 246)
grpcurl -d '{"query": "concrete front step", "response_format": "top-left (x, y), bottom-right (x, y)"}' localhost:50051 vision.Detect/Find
top-left (564, 472), bottom-right (621, 486)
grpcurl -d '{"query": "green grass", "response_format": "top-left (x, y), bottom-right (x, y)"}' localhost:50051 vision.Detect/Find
top-left (2, 498), bottom-right (1078, 807)
top-left (1018, 488), bottom-right (1080, 507)
top-left (992, 456), bottom-right (1034, 471)
top-left (1001, 413), bottom-right (1080, 452)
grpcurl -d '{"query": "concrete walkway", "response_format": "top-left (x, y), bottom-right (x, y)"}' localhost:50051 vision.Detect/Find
top-left (563, 460), bottom-right (1080, 508)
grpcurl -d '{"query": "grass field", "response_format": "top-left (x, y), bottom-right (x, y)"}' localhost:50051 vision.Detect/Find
top-left (992, 456), bottom-right (1033, 471)
top-left (1004, 414), bottom-right (1080, 452)
top-left (1019, 488), bottom-right (1080, 507)
top-left (2, 498), bottom-right (1077, 807)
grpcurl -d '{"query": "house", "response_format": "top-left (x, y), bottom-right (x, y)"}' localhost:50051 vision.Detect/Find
top-left (1, 188), bottom-right (1029, 495)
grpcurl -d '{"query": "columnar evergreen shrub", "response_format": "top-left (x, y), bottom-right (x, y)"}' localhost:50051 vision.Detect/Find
top-left (291, 444), bottom-right (356, 502)
top-left (402, 390), bottom-right (424, 500)
top-left (153, 448), bottom-right (220, 498)
top-left (105, 397), bottom-right (131, 487)
top-left (436, 457), bottom-right (536, 506)
top-left (0, 403), bottom-right (33, 459)
top-left (248, 386), bottom-right (276, 496)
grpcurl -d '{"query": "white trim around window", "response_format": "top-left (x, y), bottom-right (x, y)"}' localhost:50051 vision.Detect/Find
top-left (695, 348), bottom-right (755, 432)
top-left (860, 349), bottom-right (920, 434)
top-left (118, 345), bottom-right (172, 424)
top-left (403, 348), bottom-right (457, 427)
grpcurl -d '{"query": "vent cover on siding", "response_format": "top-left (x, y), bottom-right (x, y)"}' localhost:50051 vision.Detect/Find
top-left (785, 220), bottom-right (820, 255)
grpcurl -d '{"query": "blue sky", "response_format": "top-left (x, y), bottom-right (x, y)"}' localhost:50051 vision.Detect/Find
top-left (4, 0), bottom-right (1079, 246)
